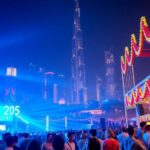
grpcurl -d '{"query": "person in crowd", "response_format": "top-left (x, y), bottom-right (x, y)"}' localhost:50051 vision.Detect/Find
top-left (117, 127), bottom-right (129, 148)
top-left (77, 130), bottom-right (88, 150)
top-left (136, 121), bottom-right (146, 144)
top-left (88, 138), bottom-right (100, 150)
top-left (103, 128), bottom-right (120, 150)
top-left (27, 139), bottom-right (41, 150)
top-left (76, 131), bottom-right (82, 142)
top-left (36, 134), bottom-right (43, 147)
top-left (13, 136), bottom-right (21, 150)
top-left (53, 134), bottom-right (64, 150)
top-left (74, 135), bottom-right (79, 150)
top-left (0, 132), bottom-right (11, 150)
top-left (64, 131), bottom-right (76, 150)
top-left (88, 129), bottom-right (101, 150)
top-left (101, 129), bottom-right (106, 140)
top-left (143, 123), bottom-right (150, 150)
top-left (122, 126), bottom-right (146, 150)
top-left (41, 133), bottom-right (54, 150)
top-left (5, 135), bottom-right (14, 150)
top-left (17, 133), bottom-right (24, 147)
top-left (20, 133), bottom-right (30, 150)
top-left (113, 129), bottom-right (119, 140)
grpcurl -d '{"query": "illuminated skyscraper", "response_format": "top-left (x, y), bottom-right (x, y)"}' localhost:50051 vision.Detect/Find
top-left (5, 67), bottom-right (17, 104)
top-left (96, 75), bottom-right (102, 102)
top-left (71, 0), bottom-right (87, 104)
top-left (105, 51), bottom-right (116, 100)
top-left (43, 72), bottom-right (65, 104)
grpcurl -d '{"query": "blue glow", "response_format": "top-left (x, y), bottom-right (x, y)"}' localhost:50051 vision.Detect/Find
top-left (17, 115), bottom-right (29, 125)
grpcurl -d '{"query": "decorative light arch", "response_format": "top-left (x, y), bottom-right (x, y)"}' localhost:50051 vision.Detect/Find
top-left (125, 76), bottom-right (150, 108)
top-left (121, 16), bottom-right (150, 74)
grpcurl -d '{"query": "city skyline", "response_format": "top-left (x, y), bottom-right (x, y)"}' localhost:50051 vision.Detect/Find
top-left (0, 0), bottom-right (150, 99)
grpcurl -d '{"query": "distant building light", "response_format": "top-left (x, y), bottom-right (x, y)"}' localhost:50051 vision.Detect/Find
top-left (58, 74), bottom-right (64, 78)
top-left (58, 99), bottom-right (65, 105)
top-left (81, 110), bottom-right (102, 115)
top-left (45, 72), bottom-right (55, 75)
top-left (105, 99), bottom-right (108, 102)
top-left (6, 67), bottom-right (17, 77)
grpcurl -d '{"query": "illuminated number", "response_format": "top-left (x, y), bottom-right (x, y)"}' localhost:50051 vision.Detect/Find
top-left (4, 106), bottom-right (9, 115)
top-left (14, 106), bottom-right (20, 116)
top-left (10, 106), bottom-right (15, 115)
top-left (3, 106), bottom-right (20, 116)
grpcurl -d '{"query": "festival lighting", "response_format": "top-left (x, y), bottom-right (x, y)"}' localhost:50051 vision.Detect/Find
top-left (17, 114), bottom-right (46, 131)
top-left (0, 125), bottom-right (6, 131)
top-left (46, 115), bottom-right (49, 131)
top-left (17, 115), bottom-right (29, 124)
top-left (125, 76), bottom-right (150, 108)
top-left (121, 16), bottom-right (150, 74)
top-left (45, 72), bottom-right (55, 75)
top-left (138, 114), bottom-right (150, 123)
top-left (64, 116), bottom-right (67, 129)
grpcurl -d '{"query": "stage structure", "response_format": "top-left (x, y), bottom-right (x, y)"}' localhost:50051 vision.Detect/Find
top-left (71, 0), bottom-right (87, 104)
top-left (121, 16), bottom-right (150, 125)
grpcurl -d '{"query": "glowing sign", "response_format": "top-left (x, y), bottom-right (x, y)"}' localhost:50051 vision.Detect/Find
top-left (0, 106), bottom-right (20, 116)
top-left (6, 67), bottom-right (17, 77)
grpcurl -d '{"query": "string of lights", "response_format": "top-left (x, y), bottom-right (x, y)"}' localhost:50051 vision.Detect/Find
top-left (121, 16), bottom-right (150, 74)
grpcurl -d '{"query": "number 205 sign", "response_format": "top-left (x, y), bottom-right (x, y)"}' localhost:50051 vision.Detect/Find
top-left (0, 106), bottom-right (20, 116)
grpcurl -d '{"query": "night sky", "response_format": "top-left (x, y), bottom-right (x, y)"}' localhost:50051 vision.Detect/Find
top-left (0, 0), bottom-right (150, 99)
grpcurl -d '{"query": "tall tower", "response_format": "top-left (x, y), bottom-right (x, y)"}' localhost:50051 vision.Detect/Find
top-left (72, 0), bottom-right (87, 104)
top-left (105, 51), bottom-right (116, 100)
top-left (96, 75), bottom-right (102, 102)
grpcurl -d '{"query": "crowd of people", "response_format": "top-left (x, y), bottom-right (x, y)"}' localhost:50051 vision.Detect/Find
top-left (0, 121), bottom-right (150, 150)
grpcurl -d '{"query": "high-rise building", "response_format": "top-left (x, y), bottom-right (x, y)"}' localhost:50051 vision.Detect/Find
top-left (71, 0), bottom-right (87, 104)
top-left (96, 75), bottom-right (102, 102)
top-left (5, 67), bottom-right (17, 104)
top-left (43, 72), bottom-right (65, 104)
top-left (105, 51), bottom-right (116, 100)
top-left (43, 72), bottom-right (55, 103)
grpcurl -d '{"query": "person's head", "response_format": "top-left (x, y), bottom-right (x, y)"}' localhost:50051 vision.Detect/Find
top-left (18, 133), bottom-right (23, 138)
top-left (13, 136), bottom-right (18, 146)
top-left (146, 125), bottom-right (150, 132)
top-left (140, 122), bottom-right (146, 130)
top-left (53, 135), bottom-right (64, 150)
top-left (46, 133), bottom-right (53, 143)
top-left (105, 128), bottom-right (115, 139)
top-left (81, 130), bottom-right (88, 139)
top-left (122, 127), bottom-right (127, 133)
top-left (67, 132), bottom-right (75, 142)
top-left (90, 129), bottom-right (97, 137)
top-left (6, 136), bottom-right (14, 147)
top-left (128, 126), bottom-right (135, 137)
top-left (2, 132), bottom-right (11, 142)
top-left (27, 139), bottom-right (41, 150)
top-left (23, 133), bottom-right (30, 139)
